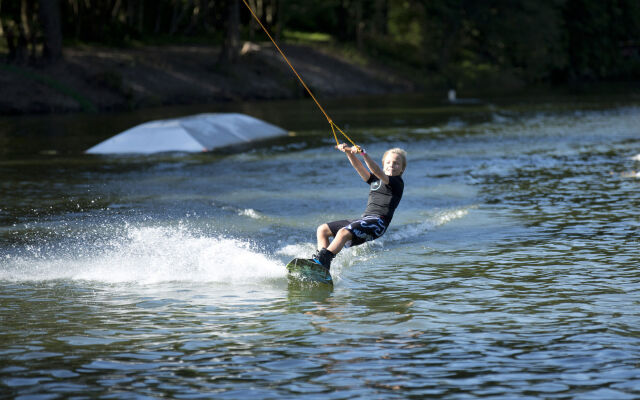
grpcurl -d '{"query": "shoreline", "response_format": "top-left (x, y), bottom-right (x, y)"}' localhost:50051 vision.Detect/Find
top-left (0, 42), bottom-right (417, 116)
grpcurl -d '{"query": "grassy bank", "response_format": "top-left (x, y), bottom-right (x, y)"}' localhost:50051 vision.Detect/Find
top-left (0, 33), bottom-right (419, 116)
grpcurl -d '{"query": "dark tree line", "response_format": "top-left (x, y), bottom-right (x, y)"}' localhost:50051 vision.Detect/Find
top-left (1, 0), bottom-right (639, 84)
top-left (1, 0), bottom-right (63, 63)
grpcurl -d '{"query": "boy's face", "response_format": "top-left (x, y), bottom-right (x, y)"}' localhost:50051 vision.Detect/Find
top-left (383, 153), bottom-right (404, 176)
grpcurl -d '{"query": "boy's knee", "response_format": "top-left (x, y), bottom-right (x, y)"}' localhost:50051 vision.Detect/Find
top-left (317, 224), bottom-right (331, 236)
top-left (336, 228), bottom-right (352, 239)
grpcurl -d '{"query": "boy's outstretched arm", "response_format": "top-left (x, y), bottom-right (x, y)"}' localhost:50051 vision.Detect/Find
top-left (336, 143), bottom-right (370, 182)
top-left (361, 151), bottom-right (389, 185)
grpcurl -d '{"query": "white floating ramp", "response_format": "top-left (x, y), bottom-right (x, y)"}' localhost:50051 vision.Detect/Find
top-left (86, 113), bottom-right (288, 154)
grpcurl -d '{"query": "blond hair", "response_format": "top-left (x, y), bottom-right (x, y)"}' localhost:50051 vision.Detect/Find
top-left (383, 148), bottom-right (407, 173)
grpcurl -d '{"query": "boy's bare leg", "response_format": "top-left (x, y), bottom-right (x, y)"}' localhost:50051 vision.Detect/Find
top-left (316, 224), bottom-right (332, 250)
top-left (327, 228), bottom-right (353, 255)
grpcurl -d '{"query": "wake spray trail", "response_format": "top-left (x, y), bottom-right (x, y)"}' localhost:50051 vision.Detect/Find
top-left (386, 206), bottom-right (473, 242)
top-left (0, 225), bottom-right (285, 284)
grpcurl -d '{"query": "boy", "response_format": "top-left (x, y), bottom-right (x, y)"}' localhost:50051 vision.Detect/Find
top-left (311, 144), bottom-right (407, 269)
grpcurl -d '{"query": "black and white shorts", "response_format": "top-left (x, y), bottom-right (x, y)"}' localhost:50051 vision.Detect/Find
top-left (327, 216), bottom-right (388, 247)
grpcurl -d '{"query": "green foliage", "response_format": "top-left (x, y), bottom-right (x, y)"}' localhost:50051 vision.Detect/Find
top-left (282, 31), bottom-right (332, 44)
top-left (2, 0), bottom-right (638, 85)
top-left (387, 1), bottom-right (423, 49)
top-left (563, 0), bottom-right (640, 80)
top-left (0, 36), bottom-right (7, 55)
top-left (281, 1), bottom-right (344, 34)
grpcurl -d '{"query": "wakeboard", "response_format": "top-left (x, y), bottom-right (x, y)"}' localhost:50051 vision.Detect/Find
top-left (286, 258), bottom-right (333, 285)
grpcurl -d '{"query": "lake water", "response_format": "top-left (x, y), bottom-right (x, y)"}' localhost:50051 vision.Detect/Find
top-left (1, 92), bottom-right (639, 398)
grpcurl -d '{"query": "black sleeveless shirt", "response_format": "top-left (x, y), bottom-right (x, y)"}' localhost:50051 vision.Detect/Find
top-left (362, 174), bottom-right (404, 222)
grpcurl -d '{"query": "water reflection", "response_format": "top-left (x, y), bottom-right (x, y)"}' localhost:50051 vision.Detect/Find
top-left (1, 94), bottom-right (640, 398)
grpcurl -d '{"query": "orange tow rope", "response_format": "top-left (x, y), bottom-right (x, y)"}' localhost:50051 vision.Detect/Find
top-left (240, 0), bottom-right (358, 148)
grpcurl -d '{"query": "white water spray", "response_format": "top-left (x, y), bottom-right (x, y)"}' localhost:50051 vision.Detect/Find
top-left (0, 225), bottom-right (285, 284)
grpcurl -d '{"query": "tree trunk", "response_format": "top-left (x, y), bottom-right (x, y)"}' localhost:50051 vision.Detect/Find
top-left (335, 0), bottom-right (349, 42)
top-left (127, 0), bottom-right (135, 27)
top-left (201, 0), bottom-right (211, 32)
top-left (154, 0), bottom-right (165, 33)
top-left (275, 0), bottom-right (283, 42)
top-left (137, 0), bottom-right (144, 33)
top-left (218, 0), bottom-right (240, 64)
top-left (355, 0), bottom-right (363, 51)
top-left (38, 0), bottom-right (63, 63)
top-left (247, 0), bottom-right (257, 40)
top-left (11, 0), bottom-right (30, 63)
top-left (185, 0), bottom-right (204, 35)
top-left (4, 21), bottom-right (18, 61)
top-left (27, 0), bottom-right (39, 61)
top-left (72, 0), bottom-right (80, 39)
top-left (111, 0), bottom-right (122, 18)
top-left (372, 0), bottom-right (387, 36)
top-left (171, 0), bottom-right (193, 35)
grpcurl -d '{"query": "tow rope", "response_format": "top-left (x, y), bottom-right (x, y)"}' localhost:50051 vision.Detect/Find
top-left (240, 0), bottom-right (359, 149)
